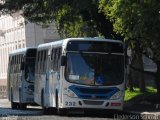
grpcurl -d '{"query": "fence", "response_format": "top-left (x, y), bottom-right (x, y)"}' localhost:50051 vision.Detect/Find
top-left (0, 86), bottom-right (7, 99)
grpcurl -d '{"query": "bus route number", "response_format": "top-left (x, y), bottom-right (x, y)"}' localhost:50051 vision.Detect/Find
top-left (65, 101), bottom-right (76, 106)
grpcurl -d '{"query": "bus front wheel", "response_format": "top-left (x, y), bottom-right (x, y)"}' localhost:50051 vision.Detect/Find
top-left (56, 92), bottom-right (66, 116)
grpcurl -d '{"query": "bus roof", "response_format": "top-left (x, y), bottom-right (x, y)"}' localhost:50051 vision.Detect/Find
top-left (37, 40), bottom-right (63, 50)
top-left (37, 37), bottom-right (123, 51)
top-left (64, 37), bottom-right (122, 43)
top-left (9, 47), bottom-right (37, 56)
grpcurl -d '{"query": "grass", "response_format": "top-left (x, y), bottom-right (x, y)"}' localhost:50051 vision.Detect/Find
top-left (124, 86), bottom-right (157, 101)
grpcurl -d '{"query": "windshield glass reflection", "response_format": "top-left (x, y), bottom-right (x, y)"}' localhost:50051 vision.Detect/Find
top-left (65, 53), bottom-right (124, 86)
top-left (25, 59), bottom-right (36, 82)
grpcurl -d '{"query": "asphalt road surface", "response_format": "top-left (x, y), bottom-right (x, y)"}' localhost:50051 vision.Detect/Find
top-left (0, 99), bottom-right (132, 120)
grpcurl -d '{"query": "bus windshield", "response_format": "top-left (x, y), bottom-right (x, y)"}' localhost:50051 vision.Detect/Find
top-left (25, 58), bottom-right (36, 82)
top-left (65, 52), bottom-right (124, 86)
top-left (25, 49), bottom-right (37, 82)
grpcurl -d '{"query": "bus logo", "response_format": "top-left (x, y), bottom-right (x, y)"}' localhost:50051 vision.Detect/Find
top-left (92, 94), bottom-right (96, 99)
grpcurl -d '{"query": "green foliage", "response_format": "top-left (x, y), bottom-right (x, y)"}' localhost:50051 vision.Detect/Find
top-left (125, 86), bottom-right (157, 101)
top-left (54, 4), bottom-right (99, 38)
top-left (99, 0), bottom-right (160, 61)
top-left (125, 88), bottom-right (143, 101)
top-left (0, 0), bottom-right (119, 39)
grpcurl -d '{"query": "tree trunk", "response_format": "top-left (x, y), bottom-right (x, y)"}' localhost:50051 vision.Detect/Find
top-left (155, 61), bottom-right (160, 94)
top-left (137, 52), bottom-right (146, 92)
top-left (136, 39), bottom-right (146, 92)
top-left (128, 66), bottom-right (134, 91)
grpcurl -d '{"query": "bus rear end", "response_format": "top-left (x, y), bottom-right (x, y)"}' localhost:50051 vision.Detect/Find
top-left (22, 48), bottom-right (37, 103)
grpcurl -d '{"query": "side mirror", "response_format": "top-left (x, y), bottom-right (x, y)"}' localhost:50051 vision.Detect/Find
top-left (20, 62), bottom-right (25, 70)
top-left (61, 56), bottom-right (66, 66)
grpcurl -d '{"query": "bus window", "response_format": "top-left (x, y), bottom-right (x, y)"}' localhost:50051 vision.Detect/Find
top-left (13, 56), bottom-right (16, 73)
top-left (37, 52), bottom-right (41, 73)
top-left (42, 50), bottom-right (47, 73)
top-left (58, 48), bottom-right (62, 70)
top-left (25, 57), bottom-right (36, 82)
top-left (53, 49), bottom-right (57, 71)
top-left (35, 52), bottom-right (39, 74)
top-left (40, 51), bottom-right (44, 74)
top-left (44, 50), bottom-right (48, 73)
top-left (51, 49), bottom-right (55, 70)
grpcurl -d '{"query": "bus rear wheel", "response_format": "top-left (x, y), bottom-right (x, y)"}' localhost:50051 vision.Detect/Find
top-left (58, 108), bottom-right (66, 116)
top-left (41, 89), bottom-right (48, 114)
top-left (19, 88), bottom-right (27, 110)
top-left (11, 102), bottom-right (17, 109)
top-left (11, 89), bottom-right (18, 109)
top-left (19, 103), bottom-right (27, 110)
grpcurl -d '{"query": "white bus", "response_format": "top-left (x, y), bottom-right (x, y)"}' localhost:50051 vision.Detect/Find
top-left (7, 47), bottom-right (37, 109)
top-left (34, 38), bottom-right (125, 115)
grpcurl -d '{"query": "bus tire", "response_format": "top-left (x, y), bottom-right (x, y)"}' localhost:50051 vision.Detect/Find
top-left (20, 103), bottom-right (27, 110)
top-left (58, 108), bottom-right (66, 116)
top-left (41, 89), bottom-right (48, 114)
top-left (19, 88), bottom-right (27, 110)
top-left (11, 89), bottom-right (17, 109)
top-left (56, 91), bottom-right (66, 116)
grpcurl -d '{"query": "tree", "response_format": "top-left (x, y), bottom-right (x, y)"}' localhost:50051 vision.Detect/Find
top-left (0, 0), bottom-right (121, 39)
top-left (99, 0), bottom-right (160, 93)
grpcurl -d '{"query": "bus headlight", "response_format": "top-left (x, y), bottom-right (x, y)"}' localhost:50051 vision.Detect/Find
top-left (110, 91), bottom-right (122, 100)
top-left (64, 88), bottom-right (77, 98)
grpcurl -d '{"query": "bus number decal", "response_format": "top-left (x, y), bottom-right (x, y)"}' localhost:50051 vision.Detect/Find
top-left (65, 101), bottom-right (76, 106)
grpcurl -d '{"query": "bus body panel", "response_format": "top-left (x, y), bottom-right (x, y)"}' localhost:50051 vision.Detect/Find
top-left (7, 47), bottom-right (37, 109)
top-left (59, 79), bottom-right (125, 110)
top-left (34, 38), bottom-right (125, 113)
top-left (34, 74), bottom-right (46, 105)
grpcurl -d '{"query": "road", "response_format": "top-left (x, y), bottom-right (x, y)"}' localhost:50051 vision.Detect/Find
top-left (0, 99), bottom-right (133, 120)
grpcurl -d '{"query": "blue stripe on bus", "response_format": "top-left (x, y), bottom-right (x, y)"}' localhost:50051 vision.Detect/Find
top-left (68, 85), bottom-right (119, 99)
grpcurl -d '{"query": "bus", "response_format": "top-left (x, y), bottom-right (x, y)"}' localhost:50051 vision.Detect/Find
top-left (7, 47), bottom-right (37, 109)
top-left (34, 38), bottom-right (125, 115)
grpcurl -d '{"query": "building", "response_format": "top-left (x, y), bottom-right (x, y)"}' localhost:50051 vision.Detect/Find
top-left (0, 12), bottom-right (60, 98)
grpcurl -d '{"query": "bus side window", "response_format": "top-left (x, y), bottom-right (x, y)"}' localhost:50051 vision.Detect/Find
top-left (44, 50), bottom-right (48, 73)
top-left (19, 55), bottom-right (23, 70)
top-left (51, 49), bottom-right (54, 70)
top-left (20, 55), bottom-right (22, 71)
top-left (16, 55), bottom-right (18, 73)
top-left (10, 57), bottom-right (13, 73)
top-left (40, 51), bottom-right (44, 74)
top-left (17, 55), bottom-right (19, 72)
top-left (13, 56), bottom-right (15, 73)
top-left (35, 52), bottom-right (39, 74)
top-left (42, 50), bottom-right (47, 73)
top-left (40, 51), bottom-right (44, 73)
top-left (37, 52), bottom-right (41, 74)
top-left (12, 56), bottom-right (14, 73)
top-left (57, 48), bottom-right (62, 71)
top-left (8, 57), bottom-right (11, 73)
top-left (53, 49), bottom-right (57, 71)
top-left (56, 48), bottom-right (59, 71)
top-left (51, 48), bottom-right (61, 72)
top-left (20, 61), bottom-right (25, 70)
top-left (17, 55), bottom-right (20, 72)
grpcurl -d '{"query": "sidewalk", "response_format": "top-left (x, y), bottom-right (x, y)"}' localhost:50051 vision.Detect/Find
top-left (0, 99), bottom-right (10, 108)
top-left (124, 94), bottom-right (160, 120)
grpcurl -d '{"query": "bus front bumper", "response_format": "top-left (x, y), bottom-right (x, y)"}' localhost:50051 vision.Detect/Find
top-left (60, 94), bottom-right (124, 110)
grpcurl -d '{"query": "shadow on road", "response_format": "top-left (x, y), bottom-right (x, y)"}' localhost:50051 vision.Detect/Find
top-left (0, 107), bottom-right (43, 117)
top-left (0, 106), bottom-right (126, 119)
